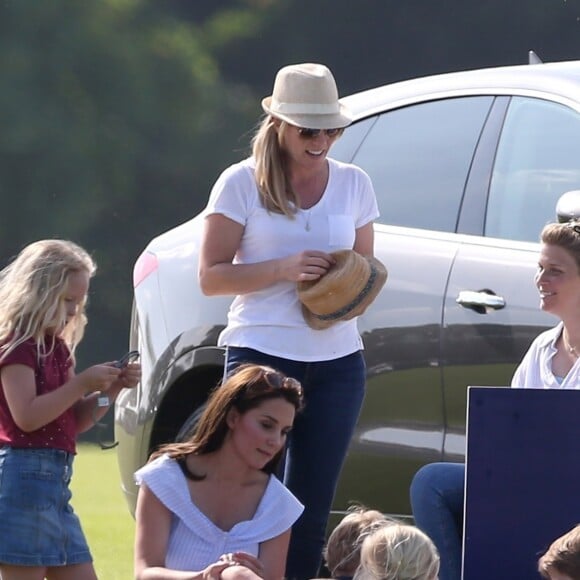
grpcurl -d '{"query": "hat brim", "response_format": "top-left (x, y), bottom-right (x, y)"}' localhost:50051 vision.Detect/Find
top-left (261, 96), bottom-right (353, 130)
top-left (300, 256), bottom-right (387, 330)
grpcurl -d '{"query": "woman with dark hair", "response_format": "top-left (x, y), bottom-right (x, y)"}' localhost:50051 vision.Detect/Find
top-left (410, 219), bottom-right (580, 580)
top-left (133, 364), bottom-right (304, 580)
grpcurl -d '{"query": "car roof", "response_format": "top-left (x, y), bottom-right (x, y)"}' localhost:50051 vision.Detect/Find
top-left (343, 60), bottom-right (580, 119)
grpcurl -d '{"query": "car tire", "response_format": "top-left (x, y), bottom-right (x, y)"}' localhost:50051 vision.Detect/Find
top-left (175, 403), bottom-right (207, 442)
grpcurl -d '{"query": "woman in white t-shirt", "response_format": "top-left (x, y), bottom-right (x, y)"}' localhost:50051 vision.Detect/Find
top-left (198, 63), bottom-right (379, 579)
top-left (133, 364), bottom-right (304, 580)
top-left (409, 219), bottom-right (580, 580)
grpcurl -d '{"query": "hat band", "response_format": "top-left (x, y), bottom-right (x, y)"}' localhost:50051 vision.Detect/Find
top-left (313, 265), bottom-right (378, 322)
top-left (270, 99), bottom-right (340, 115)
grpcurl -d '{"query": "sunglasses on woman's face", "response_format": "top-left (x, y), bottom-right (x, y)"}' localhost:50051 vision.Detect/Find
top-left (296, 127), bottom-right (342, 139)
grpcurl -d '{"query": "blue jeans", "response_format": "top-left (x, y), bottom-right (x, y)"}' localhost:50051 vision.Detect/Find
top-left (410, 462), bottom-right (465, 580)
top-left (226, 347), bottom-right (366, 580)
top-left (0, 447), bottom-right (92, 566)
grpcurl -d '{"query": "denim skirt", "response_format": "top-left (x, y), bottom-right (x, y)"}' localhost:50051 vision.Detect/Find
top-left (0, 447), bottom-right (92, 566)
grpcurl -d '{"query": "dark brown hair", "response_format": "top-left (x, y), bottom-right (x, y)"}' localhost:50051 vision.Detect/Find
top-left (151, 363), bottom-right (303, 476)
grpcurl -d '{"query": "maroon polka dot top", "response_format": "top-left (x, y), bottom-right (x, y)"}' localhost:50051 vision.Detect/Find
top-left (0, 336), bottom-right (77, 453)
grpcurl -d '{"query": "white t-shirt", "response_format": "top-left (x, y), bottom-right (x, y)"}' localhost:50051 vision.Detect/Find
top-left (511, 323), bottom-right (580, 389)
top-left (204, 156), bottom-right (379, 361)
top-left (135, 455), bottom-right (304, 571)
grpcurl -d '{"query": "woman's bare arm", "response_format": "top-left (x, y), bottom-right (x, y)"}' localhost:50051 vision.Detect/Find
top-left (134, 484), bottom-right (234, 580)
top-left (353, 221), bottom-right (375, 256)
top-left (256, 529), bottom-right (292, 580)
top-left (198, 214), bottom-right (334, 296)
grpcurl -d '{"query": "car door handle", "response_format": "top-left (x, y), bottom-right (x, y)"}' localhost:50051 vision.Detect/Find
top-left (456, 290), bottom-right (506, 314)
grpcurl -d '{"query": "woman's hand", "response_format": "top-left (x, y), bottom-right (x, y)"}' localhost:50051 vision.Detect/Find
top-left (224, 552), bottom-right (265, 578)
top-left (280, 250), bottom-right (335, 282)
top-left (201, 559), bottom-right (235, 580)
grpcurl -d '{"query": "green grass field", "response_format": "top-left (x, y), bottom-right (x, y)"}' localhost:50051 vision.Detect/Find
top-left (71, 443), bottom-right (135, 580)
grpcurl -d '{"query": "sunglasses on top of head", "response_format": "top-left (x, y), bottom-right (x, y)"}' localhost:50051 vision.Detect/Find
top-left (257, 368), bottom-right (303, 397)
top-left (296, 127), bottom-right (342, 139)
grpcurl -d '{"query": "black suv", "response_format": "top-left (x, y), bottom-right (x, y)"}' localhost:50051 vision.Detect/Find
top-left (115, 58), bottom-right (580, 522)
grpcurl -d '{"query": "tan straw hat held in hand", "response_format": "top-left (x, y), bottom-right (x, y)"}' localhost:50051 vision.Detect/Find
top-left (297, 250), bottom-right (388, 330)
top-left (261, 63), bottom-right (353, 130)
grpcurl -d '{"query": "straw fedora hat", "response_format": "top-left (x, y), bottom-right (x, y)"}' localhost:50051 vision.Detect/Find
top-left (297, 250), bottom-right (387, 330)
top-left (262, 63), bottom-right (353, 130)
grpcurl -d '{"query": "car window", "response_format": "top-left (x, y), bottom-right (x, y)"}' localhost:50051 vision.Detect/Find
top-left (330, 116), bottom-right (376, 163)
top-left (349, 97), bottom-right (494, 232)
top-left (485, 97), bottom-right (580, 242)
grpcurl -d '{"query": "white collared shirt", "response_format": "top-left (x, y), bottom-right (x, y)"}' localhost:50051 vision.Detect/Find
top-left (511, 322), bottom-right (580, 389)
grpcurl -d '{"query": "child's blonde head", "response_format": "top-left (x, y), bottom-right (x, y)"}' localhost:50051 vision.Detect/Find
top-left (324, 505), bottom-right (394, 577)
top-left (539, 523), bottom-right (580, 579)
top-left (0, 239), bottom-right (96, 358)
top-left (353, 523), bottom-right (440, 580)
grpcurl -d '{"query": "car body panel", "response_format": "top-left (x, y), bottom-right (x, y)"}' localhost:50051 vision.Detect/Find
top-left (115, 59), bottom-right (580, 519)
top-left (441, 237), bottom-right (556, 453)
top-left (343, 61), bottom-right (580, 121)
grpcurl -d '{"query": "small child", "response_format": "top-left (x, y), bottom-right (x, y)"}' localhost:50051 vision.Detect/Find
top-left (539, 524), bottom-right (580, 580)
top-left (323, 505), bottom-right (394, 579)
top-left (353, 523), bottom-right (440, 580)
top-left (0, 239), bottom-right (141, 579)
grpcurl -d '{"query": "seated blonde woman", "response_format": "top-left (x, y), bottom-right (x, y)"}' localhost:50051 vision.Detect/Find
top-left (353, 523), bottom-right (439, 580)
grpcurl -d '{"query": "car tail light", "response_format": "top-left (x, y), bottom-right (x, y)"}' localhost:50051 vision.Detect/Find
top-left (133, 251), bottom-right (158, 288)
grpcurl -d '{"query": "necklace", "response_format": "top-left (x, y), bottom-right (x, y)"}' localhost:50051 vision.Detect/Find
top-left (563, 331), bottom-right (580, 358)
top-left (301, 207), bottom-right (312, 231)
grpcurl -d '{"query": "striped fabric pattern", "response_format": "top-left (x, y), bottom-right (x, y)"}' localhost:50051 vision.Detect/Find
top-left (135, 454), bottom-right (304, 570)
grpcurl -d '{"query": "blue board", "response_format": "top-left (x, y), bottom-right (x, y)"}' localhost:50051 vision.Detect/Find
top-left (462, 386), bottom-right (580, 580)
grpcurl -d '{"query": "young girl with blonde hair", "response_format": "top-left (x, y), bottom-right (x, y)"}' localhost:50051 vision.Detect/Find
top-left (0, 239), bottom-right (141, 580)
top-left (354, 523), bottom-right (440, 580)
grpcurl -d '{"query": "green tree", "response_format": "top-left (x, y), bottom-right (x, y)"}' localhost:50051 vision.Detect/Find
top-left (0, 0), bottom-right (261, 371)
top-left (212, 0), bottom-right (580, 94)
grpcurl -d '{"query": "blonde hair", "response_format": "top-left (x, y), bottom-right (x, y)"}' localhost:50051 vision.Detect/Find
top-left (354, 524), bottom-right (440, 580)
top-left (252, 114), bottom-right (345, 217)
top-left (324, 505), bottom-right (395, 577)
top-left (252, 116), bottom-right (297, 217)
top-left (538, 523), bottom-right (580, 579)
top-left (541, 220), bottom-right (580, 273)
top-left (0, 239), bottom-right (96, 361)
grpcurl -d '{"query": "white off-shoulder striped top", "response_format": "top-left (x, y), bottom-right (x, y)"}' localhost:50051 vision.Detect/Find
top-left (134, 454), bottom-right (304, 570)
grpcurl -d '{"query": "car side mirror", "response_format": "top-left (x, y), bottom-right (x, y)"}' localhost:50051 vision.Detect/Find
top-left (556, 190), bottom-right (580, 223)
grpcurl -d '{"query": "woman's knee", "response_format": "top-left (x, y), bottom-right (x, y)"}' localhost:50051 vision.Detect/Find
top-left (411, 463), bottom-right (446, 499)
top-left (410, 462), bottom-right (465, 505)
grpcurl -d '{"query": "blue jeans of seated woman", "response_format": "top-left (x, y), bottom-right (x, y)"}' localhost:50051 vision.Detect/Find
top-left (410, 462), bottom-right (465, 580)
top-left (226, 347), bottom-right (366, 580)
